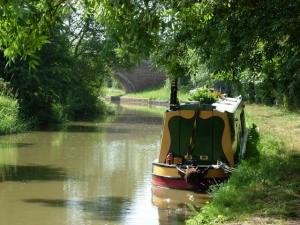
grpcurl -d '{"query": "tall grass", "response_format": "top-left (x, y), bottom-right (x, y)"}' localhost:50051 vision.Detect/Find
top-left (104, 87), bottom-right (125, 96)
top-left (187, 123), bottom-right (300, 224)
top-left (0, 96), bottom-right (26, 134)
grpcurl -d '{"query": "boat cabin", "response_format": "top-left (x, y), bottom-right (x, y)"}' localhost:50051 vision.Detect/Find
top-left (158, 97), bottom-right (247, 167)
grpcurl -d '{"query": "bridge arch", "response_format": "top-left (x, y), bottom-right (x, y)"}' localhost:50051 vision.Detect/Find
top-left (113, 72), bottom-right (137, 93)
top-left (113, 61), bottom-right (166, 93)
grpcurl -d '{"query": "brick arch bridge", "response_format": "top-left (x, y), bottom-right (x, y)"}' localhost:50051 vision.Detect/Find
top-left (113, 61), bottom-right (166, 93)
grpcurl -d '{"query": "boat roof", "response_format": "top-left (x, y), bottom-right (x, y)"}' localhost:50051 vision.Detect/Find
top-left (212, 96), bottom-right (242, 113)
top-left (180, 96), bottom-right (243, 113)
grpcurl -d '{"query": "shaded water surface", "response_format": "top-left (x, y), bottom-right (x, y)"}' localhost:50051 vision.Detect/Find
top-left (0, 106), bottom-right (206, 225)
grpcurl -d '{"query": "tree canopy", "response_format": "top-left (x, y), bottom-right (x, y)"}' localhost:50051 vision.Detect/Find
top-left (93, 0), bottom-right (299, 107)
top-left (1, 0), bottom-right (300, 118)
top-left (0, 0), bottom-right (68, 67)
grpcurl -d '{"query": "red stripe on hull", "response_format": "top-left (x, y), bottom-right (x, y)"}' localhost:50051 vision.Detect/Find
top-left (152, 175), bottom-right (194, 190)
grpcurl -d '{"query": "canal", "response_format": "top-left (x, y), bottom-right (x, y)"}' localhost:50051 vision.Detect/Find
top-left (0, 105), bottom-right (207, 225)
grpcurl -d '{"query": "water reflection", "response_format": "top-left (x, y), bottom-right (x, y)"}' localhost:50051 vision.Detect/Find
top-left (24, 197), bottom-right (131, 221)
top-left (0, 141), bottom-right (18, 181)
top-left (0, 142), bottom-right (33, 148)
top-left (0, 165), bottom-right (67, 182)
top-left (65, 125), bottom-right (104, 133)
top-left (152, 186), bottom-right (209, 209)
top-left (152, 185), bottom-right (209, 225)
top-left (0, 105), bottom-right (207, 225)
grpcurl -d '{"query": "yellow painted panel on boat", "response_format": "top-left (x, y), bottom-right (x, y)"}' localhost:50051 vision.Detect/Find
top-left (180, 110), bottom-right (195, 119)
top-left (159, 110), bottom-right (195, 163)
top-left (159, 112), bottom-right (174, 163)
top-left (199, 111), bottom-right (213, 119)
top-left (152, 164), bottom-right (181, 178)
top-left (213, 111), bottom-right (234, 166)
top-left (153, 164), bottom-right (228, 179)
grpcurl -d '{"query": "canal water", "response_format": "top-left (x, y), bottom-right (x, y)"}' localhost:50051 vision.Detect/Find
top-left (0, 105), bottom-right (208, 225)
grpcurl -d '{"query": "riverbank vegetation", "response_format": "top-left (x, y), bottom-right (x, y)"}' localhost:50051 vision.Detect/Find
top-left (0, 79), bottom-right (26, 134)
top-left (0, 2), bottom-right (115, 128)
top-left (125, 84), bottom-right (189, 101)
top-left (104, 87), bottom-right (125, 97)
top-left (187, 105), bottom-right (300, 225)
top-left (0, 95), bottom-right (25, 134)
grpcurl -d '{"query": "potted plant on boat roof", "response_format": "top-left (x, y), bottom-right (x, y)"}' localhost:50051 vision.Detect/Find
top-left (188, 87), bottom-right (222, 106)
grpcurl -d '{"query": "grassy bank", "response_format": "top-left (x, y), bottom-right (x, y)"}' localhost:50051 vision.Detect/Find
top-left (119, 104), bottom-right (166, 116)
top-left (0, 91), bottom-right (116, 134)
top-left (106, 85), bottom-right (189, 101)
top-left (104, 87), bottom-right (125, 96)
top-left (187, 105), bottom-right (300, 225)
top-left (0, 96), bottom-right (26, 134)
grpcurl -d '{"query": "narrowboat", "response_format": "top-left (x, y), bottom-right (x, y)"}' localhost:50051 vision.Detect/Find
top-left (152, 80), bottom-right (248, 191)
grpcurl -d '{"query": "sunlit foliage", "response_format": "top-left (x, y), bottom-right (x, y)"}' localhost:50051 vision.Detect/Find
top-left (1, 0), bottom-right (300, 127)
